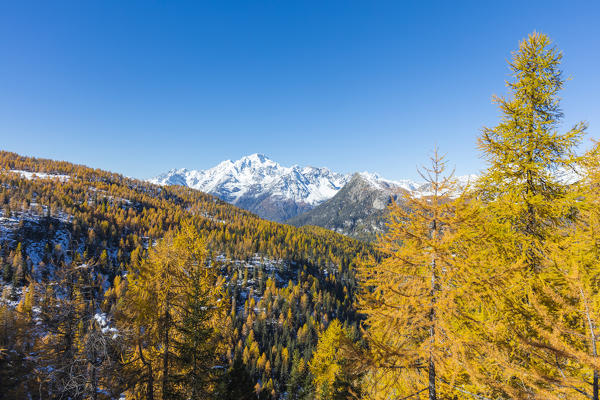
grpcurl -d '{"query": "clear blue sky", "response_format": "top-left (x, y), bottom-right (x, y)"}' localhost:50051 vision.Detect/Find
top-left (1, 1), bottom-right (598, 180)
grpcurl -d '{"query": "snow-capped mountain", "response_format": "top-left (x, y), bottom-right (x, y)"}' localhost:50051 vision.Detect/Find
top-left (149, 154), bottom-right (477, 224)
top-left (353, 171), bottom-right (423, 192)
top-left (149, 154), bottom-right (352, 221)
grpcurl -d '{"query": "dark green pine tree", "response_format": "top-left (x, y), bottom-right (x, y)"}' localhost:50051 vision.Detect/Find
top-left (215, 356), bottom-right (259, 400)
top-left (2, 259), bottom-right (12, 282)
top-left (174, 266), bottom-right (225, 399)
top-left (287, 350), bottom-right (312, 400)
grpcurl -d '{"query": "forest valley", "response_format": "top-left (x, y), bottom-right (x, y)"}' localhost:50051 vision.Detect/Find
top-left (1, 32), bottom-right (600, 400)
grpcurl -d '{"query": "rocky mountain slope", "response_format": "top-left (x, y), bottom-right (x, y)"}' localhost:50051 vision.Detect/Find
top-left (287, 173), bottom-right (480, 241)
top-left (287, 173), bottom-right (407, 241)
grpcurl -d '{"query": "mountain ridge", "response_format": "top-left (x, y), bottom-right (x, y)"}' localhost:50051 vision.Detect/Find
top-left (287, 173), bottom-right (406, 241)
top-left (149, 153), bottom-right (427, 222)
top-left (149, 154), bottom-right (487, 237)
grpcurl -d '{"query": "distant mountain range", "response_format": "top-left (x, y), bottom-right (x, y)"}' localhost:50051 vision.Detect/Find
top-left (149, 153), bottom-right (351, 222)
top-left (150, 154), bottom-right (477, 240)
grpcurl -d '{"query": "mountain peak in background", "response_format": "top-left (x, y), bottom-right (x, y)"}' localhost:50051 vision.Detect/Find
top-left (287, 172), bottom-right (408, 241)
top-left (149, 154), bottom-right (482, 237)
top-left (149, 154), bottom-right (353, 221)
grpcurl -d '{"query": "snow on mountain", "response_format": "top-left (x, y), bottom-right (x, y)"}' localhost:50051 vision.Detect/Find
top-left (287, 171), bottom-right (482, 241)
top-left (149, 154), bottom-right (351, 221)
top-left (455, 174), bottom-right (480, 187)
top-left (149, 154), bottom-right (481, 222)
top-left (150, 153), bottom-right (349, 205)
top-left (356, 171), bottom-right (423, 192)
top-left (9, 169), bottom-right (70, 182)
top-left (554, 167), bottom-right (583, 185)
top-left (355, 171), bottom-right (479, 197)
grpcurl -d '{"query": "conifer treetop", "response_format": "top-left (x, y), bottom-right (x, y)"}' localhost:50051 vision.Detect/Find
top-left (479, 32), bottom-right (586, 197)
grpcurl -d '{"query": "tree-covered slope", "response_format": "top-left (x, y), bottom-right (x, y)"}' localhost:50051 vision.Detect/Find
top-left (0, 150), bottom-right (371, 399)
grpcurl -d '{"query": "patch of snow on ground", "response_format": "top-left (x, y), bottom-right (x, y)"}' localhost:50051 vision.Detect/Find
top-left (9, 170), bottom-right (70, 182)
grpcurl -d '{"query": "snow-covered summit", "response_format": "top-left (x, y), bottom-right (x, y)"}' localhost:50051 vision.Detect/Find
top-left (149, 154), bottom-right (350, 208)
top-left (356, 171), bottom-right (422, 192)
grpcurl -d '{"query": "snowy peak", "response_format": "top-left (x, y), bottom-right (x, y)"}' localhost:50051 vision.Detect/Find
top-left (226, 153), bottom-right (280, 179)
top-left (149, 155), bottom-right (479, 223)
top-left (355, 172), bottom-right (422, 192)
top-left (149, 155), bottom-right (350, 221)
top-left (237, 153), bottom-right (272, 166)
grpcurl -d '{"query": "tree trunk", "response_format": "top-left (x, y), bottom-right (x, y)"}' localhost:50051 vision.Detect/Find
top-left (429, 217), bottom-right (438, 400)
top-left (593, 369), bottom-right (598, 400)
top-left (138, 340), bottom-right (154, 400)
top-left (428, 355), bottom-right (437, 400)
top-left (147, 364), bottom-right (154, 400)
top-left (581, 288), bottom-right (598, 400)
top-left (162, 308), bottom-right (170, 398)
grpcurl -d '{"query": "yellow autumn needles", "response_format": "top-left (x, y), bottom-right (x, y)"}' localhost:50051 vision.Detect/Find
top-left (117, 221), bottom-right (228, 399)
top-left (356, 150), bottom-right (477, 400)
top-left (309, 319), bottom-right (360, 399)
top-left (354, 32), bottom-right (596, 400)
top-left (462, 32), bottom-right (589, 400)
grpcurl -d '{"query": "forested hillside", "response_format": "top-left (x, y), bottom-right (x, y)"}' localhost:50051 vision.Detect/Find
top-left (0, 151), bottom-right (371, 398)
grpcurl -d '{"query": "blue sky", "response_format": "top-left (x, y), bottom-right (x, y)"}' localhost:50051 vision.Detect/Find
top-left (0, 1), bottom-right (598, 180)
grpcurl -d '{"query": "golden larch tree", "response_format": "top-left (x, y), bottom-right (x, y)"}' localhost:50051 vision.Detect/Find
top-left (357, 150), bottom-right (476, 400)
top-left (118, 221), bottom-right (227, 400)
top-left (464, 32), bottom-right (588, 399)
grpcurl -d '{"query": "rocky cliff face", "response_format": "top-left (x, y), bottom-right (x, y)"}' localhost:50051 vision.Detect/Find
top-left (287, 173), bottom-right (407, 241)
